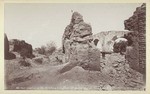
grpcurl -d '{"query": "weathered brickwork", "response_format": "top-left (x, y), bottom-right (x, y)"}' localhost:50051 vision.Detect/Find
top-left (124, 3), bottom-right (146, 74)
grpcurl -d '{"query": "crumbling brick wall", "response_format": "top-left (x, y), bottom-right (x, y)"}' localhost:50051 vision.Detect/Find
top-left (124, 3), bottom-right (146, 74)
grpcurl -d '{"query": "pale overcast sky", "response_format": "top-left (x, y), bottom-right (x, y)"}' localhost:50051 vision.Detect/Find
top-left (4, 3), bottom-right (142, 48)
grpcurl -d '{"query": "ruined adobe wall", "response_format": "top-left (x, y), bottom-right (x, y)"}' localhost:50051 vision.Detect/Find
top-left (4, 33), bottom-right (9, 59)
top-left (93, 31), bottom-right (130, 52)
top-left (124, 3), bottom-right (146, 74)
top-left (9, 39), bottom-right (35, 58)
top-left (61, 12), bottom-right (101, 72)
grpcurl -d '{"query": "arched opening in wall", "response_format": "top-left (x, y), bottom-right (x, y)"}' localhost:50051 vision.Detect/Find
top-left (93, 39), bottom-right (99, 46)
top-left (123, 32), bottom-right (134, 46)
top-left (112, 35), bottom-right (118, 41)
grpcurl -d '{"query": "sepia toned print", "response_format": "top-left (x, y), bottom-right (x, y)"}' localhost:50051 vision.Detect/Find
top-left (4, 3), bottom-right (146, 90)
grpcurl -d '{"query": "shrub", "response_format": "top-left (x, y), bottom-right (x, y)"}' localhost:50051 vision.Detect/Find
top-left (36, 41), bottom-right (57, 55)
top-left (38, 46), bottom-right (46, 55)
top-left (46, 41), bottom-right (56, 55)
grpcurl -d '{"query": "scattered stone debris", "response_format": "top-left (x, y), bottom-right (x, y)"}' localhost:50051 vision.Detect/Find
top-left (18, 58), bottom-right (31, 67)
top-left (33, 57), bottom-right (43, 64)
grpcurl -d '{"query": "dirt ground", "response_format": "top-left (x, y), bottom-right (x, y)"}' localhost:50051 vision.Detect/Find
top-left (5, 53), bottom-right (145, 90)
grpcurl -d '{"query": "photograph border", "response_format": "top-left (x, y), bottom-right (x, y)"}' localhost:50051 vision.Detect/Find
top-left (0, 0), bottom-right (150, 94)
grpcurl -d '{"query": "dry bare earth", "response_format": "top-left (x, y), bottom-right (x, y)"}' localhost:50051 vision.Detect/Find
top-left (5, 52), bottom-right (144, 90)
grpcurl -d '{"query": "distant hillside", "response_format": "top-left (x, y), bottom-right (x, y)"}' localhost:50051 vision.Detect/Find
top-left (93, 31), bottom-right (131, 52)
